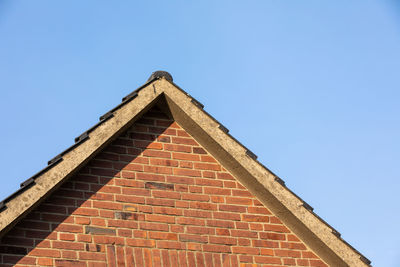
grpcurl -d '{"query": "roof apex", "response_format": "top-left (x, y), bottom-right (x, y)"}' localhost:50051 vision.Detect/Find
top-left (147, 70), bottom-right (173, 82)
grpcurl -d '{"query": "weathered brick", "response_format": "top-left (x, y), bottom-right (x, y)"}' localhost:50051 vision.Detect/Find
top-left (114, 211), bottom-right (134, 220)
top-left (179, 234), bottom-right (208, 243)
top-left (145, 182), bottom-right (174, 190)
top-left (85, 226), bottom-right (116, 235)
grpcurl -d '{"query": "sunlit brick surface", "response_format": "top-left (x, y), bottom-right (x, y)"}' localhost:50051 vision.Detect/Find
top-left (0, 107), bottom-right (327, 266)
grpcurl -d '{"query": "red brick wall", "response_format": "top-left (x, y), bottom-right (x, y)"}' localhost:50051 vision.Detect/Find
top-left (0, 107), bottom-right (327, 267)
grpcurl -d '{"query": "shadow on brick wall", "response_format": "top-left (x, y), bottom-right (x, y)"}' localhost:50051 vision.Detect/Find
top-left (0, 106), bottom-right (173, 266)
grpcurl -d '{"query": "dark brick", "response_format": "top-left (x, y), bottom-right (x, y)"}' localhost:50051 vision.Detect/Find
top-left (115, 212), bottom-right (134, 220)
top-left (145, 182), bottom-right (174, 191)
top-left (85, 226), bottom-right (116, 235)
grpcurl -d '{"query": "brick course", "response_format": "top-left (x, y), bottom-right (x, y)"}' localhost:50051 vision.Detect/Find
top-left (0, 107), bottom-right (327, 266)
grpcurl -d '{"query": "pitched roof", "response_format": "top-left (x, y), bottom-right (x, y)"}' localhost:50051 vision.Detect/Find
top-left (0, 71), bottom-right (370, 266)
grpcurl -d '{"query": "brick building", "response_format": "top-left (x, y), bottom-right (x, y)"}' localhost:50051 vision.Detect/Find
top-left (0, 72), bottom-right (370, 266)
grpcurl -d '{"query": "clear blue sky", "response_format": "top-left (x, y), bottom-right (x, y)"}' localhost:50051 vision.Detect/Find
top-left (1, 1), bottom-right (399, 265)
